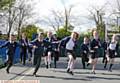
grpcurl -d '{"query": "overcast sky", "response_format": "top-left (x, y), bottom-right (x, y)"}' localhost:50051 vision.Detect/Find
top-left (30, 0), bottom-right (117, 33)
top-left (0, 0), bottom-right (118, 34)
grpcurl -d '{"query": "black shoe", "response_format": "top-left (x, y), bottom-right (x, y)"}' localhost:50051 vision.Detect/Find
top-left (6, 69), bottom-right (9, 74)
top-left (67, 68), bottom-right (70, 73)
top-left (4, 62), bottom-right (7, 67)
top-left (104, 65), bottom-right (107, 69)
top-left (91, 71), bottom-right (96, 74)
top-left (46, 65), bottom-right (48, 69)
top-left (33, 73), bottom-right (37, 77)
top-left (87, 63), bottom-right (90, 66)
top-left (69, 71), bottom-right (74, 75)
top-left (102, 60), bottom-right (104, 63)
top-left (83, 66), bottom-right (86, 69)
top-left (54, 65), bottom-right (56, 68)
top-left (108, 69), bottom-right (112, 72)
top-left (49, 64), bottom-right (52, 68)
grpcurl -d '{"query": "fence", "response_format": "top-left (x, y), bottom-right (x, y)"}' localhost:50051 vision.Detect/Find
top-left (0, 40), bottom-right (20, 67)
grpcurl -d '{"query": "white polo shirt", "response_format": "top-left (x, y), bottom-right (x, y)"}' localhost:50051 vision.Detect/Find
top-left (66, 38), bottom-right (75, 50)
top-left (109, 43), bottom-right (116, 50)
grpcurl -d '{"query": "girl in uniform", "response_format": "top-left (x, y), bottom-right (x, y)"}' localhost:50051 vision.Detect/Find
top-left (44, 31), bottom-right (53, 69)
top-left (52, 34), bottom-right (60, 68)
top-left (60, 31), bottom-right (79, 75)
top-left (80, 36), bottom-right (89, 69)
top-left (106, 34), bottom-right (119, 72)
top-left (90, 30), bottom-right (101, 74)
top-left (19, 33), bottom-right (29, 65)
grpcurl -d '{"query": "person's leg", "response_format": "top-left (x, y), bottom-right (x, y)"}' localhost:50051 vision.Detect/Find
top-left (48, 51), bottom-right (52, 68)
top-left (92, 58), bottom-right (98, 74)
top-left (69, 57), bottom-right (75, 75)
top-left (20, 50), bottom-right (23, 63)
top-left (53, 51), bottom-right (57, 68)
top-left (33, 55), bottom-right (37, 65)
top-left (33, 55), bottom-right (41, 76)
top-left (23, 48), bottom-right (27, 65)
top-left (104, 57), bottom-right (108, 69)
top-left (6, 56), bottom-right (13, 74)
top-left (67, 54), bottom-right (72, 72)
top-left (44, 56), bottom-right (48, 68)
top-left (44, 50), bottom-right (48, 68)
top-left (67, 54), bottom-right (75, 75)
top-left (82, 55), bottom-right (86, 69)
top-left (108, 58), bottom-right (114, 72)
top-left (102, 51), bottom-right (106, 63)
top-left (28, 48), bottom-right (32, 62)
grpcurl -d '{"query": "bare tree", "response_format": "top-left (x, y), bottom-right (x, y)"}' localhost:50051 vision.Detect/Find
top-left (0, 0), bottom-right (33, 39)
top-left (7, 0), bottom-right (18, 38)
top-left (15, 0), bottom-right (33, 39)
top-left (61, 0), bottom-right (76, 32)
top-left (42, 10), bottom-right (64, 32)
top-left (87, 3), bottom-right (108, 39)
top-left (42, 1), bottom-right (76, 32)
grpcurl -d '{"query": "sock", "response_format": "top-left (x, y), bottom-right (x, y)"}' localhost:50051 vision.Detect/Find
top-left (109, 64), bottom-right (113, 70)
top-left (104, 60), bottom-right (108, 68)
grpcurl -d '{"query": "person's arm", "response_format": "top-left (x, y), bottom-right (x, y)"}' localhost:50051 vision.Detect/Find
top-left (0, 41), bottom-right (9, 48)
top-left (115, 42), bottom-right (119, 56)
top-left (80, 44), bottom-right (84, 53)
top-left (90, 39), bottom-right (94, 50)
top-left (116, 43), bottom-right (119, 51)
top-left (58, 37), bottom-right (70, 48)
top-left (98, 39), bottom-right (102, 48)
top-left (30, 39), bottom-right (37, 48)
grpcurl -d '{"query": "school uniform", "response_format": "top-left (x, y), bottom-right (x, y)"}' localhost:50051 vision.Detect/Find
top-left (102, 41), bottom-right (108, 63)
top-left (0, 41), bottom-right (18, 73)
top-left (59, 37), bottom-right (71, 57)
top-left (60, 36), bottom-right (78, 75)
top-left (108, 42), bottom-right (119, 58)
top-left (19, 38), bottom-right (29, 65)
top-left (66, 38), bottom-right (77, 59)
top-left (51, 38), bottom-right (60, 68)
top-left (60, 36), bottom-right (77, 59)
top-left (80, 43), bottom-right (89, 69)
top-left (106, 41), bottom-right (119, 71)
top-left (44, 37), bottom-right (53, 56)
top-left (90, 38), bottom-right (101, 59)
top-left (31, 39), bottom-right (45, 75)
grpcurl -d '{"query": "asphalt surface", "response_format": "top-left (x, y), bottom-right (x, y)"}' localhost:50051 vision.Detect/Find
top-left (0, 57), bottom-right (120, 83)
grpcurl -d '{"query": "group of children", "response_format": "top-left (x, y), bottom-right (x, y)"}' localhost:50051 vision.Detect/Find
top-left (80, 31), bottom-right (119, 74)
top-left (0, 30), bottom-right (119, 76)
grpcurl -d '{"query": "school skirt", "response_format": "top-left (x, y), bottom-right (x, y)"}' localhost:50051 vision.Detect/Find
top-left (108, 49), bottom-right (115, 58)
top-left (90, 49), bottom-right (99, 59)
top-left (66, 49), bottom-right (76, 59)
top-left (44, 48), bottom-right (53, 56)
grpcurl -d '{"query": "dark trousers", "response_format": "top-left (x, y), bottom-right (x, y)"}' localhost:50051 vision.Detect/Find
top-left (81, 53), bottom-right (89, 69)
top-left (53, 51), bottom-right (59, 68)
top-left (6, 55), bottom-right (13, 72)
top-left (33, 55), bottom-right (41, 74)
top-left (102, 51), bottom-right (107, 63)
top-left (20, 47), bottom-right (27, 65)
